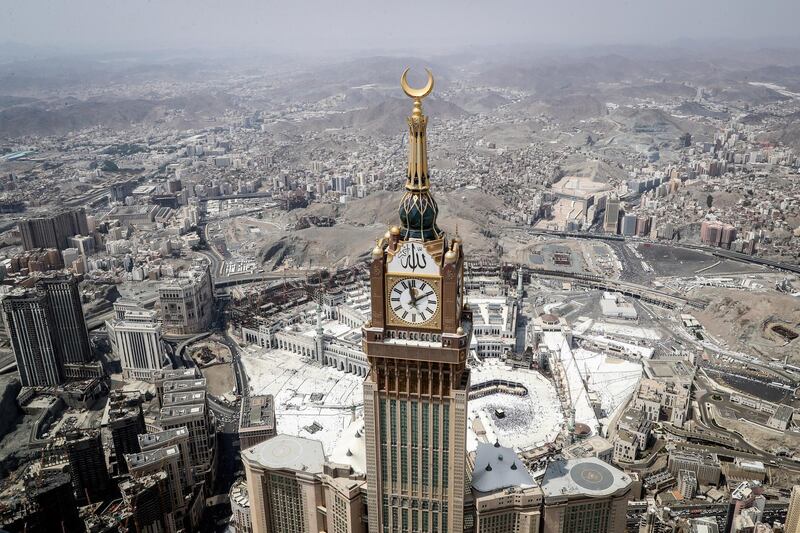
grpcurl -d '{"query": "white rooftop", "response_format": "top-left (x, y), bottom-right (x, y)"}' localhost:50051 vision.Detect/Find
top-left (241, 345), bottom-right (363, 455)
top-left (541, 457), bottom-right (630, 499)
top-left (472, 441), bottom-right (535, 493)
top-left (242, 434), bottom-right (325, 474)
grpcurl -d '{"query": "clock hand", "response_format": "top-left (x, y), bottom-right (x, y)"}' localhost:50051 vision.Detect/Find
top-left (409, 287), bottom-right (419, 306)
top-left (417, 291), bottom-right (434, 300)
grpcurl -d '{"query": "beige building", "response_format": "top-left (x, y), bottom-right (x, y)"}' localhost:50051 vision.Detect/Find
top-left (785, 485), bottom-right (800, 533)
top-left (126, 446), bottom-right (187, 528)
top-left (362, 70), bottom-right (471, 533)
top-left (563, 436), bottom-right (614, 464)
top-left (243, 435), bottom-right (327, 533)
top-left (242, 434), bottom-right (367, 533)
top-left (634, 359), bottom-right (694, 428)
top-left (678, 470), bottom-right (697, 500)
top-left (613, 429), bottom-right (639, 464)
top-left (472, 442), bottom-right (542, 533)
top-left (158, 263), bottom-right (214, 335)
top-left (540, 458), bottom-right (632, 533)
top-left (159, 402), bottom-right (214, 471)
top-left (321, 463), bottom-right (367, 533)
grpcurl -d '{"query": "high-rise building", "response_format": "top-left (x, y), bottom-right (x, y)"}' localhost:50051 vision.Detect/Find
top-left (362, 69), bottom-right (472, 533)
top-left (36, 274), bottom-right (92, 364)
top-left (107, 307), bottom-right (167, 381)
top-left (678, 470), bottom-right (698, 500)
top-left (540, 458), bottom-right (632, 533)
top-left (239, 394), bottom-right (276, 450)
top-left (785, 485), bottom-right (800, 533)
top-left (472, 442), bottom-right (543, 533)
top-left (119, 472), bottom-right (176, 533)
top-left (700, 220), bottom-right (737, 249)
top-left (158, 263), bottom-right (214, 335)
top-left (106, 391), bottom-right (145, 474)
top-left (159, 402), bottom-right (214, 472)
top-left (603, 198), bottom-right (621, 233)
top-left (723, 481), bottom-right (765, 533)
top-left (153, 367), bottom-right (201, 405)
top-left (2, 274), bottom-right (92, 387)
top-left (138, 427), bottom-right (195, 508)
top-left (24, 472), bottom-right (83, 533)
top-left (65, 430), bottom-right (111, 505)
top-left (621, 214), bottom-right (637, 236)
top-left (127, 445), bottom-right (187, 525)
top-left (243, 434), bottom-right (328, 533)
top-left (18, 208), bottom-right (89, 251)
top-left (230, 479), bottom-right (253, 533)
top-left (2, 289), bottom-right (63, 386)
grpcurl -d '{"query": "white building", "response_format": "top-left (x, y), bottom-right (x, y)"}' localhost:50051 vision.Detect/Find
top-left (106, 304), bottom-right (169, 381)
top-left (468, 296), bottom-right (518, 358)
top-left (600, 292), bottom-right (638, 320)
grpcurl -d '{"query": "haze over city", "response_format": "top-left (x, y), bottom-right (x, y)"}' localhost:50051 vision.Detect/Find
top-left (0, 2), bottom-right (799, 533)
top-left (3, 0), bottom-right (800, 54)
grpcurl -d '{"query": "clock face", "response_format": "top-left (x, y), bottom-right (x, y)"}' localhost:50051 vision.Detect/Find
top-left (389, 277), bottom-right (440, 325)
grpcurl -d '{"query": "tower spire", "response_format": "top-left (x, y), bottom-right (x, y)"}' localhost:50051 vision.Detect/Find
top-left (398, 68), bottom-right (442, 241)
top-left (401, 68), bottom-right (434, 191)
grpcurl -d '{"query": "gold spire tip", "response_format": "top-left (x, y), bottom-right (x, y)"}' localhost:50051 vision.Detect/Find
top-left (400, 68), bottom-right (434, 100)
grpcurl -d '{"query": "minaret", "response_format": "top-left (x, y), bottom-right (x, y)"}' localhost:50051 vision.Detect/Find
top-left (314, 296), bottom-right (324, 362)
top-left (363, 69), bottom-right (471, 533)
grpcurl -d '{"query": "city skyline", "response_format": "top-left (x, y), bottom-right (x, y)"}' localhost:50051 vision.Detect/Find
top-left (0, 5), bottom-right (799, 530)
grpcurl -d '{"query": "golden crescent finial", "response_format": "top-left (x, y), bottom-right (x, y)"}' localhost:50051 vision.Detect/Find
top-left (401, 68), bottom-right (434, 99)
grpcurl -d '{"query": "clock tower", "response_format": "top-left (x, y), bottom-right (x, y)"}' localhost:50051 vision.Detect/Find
top-left (363, 69), bottom-right (472, 533)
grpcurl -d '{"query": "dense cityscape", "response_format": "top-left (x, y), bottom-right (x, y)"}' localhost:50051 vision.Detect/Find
top-left (1, 3), bottom-right (800, 533)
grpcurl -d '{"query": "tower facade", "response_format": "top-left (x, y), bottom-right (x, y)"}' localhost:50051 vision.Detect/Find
top-left (786, 485), bottom-right (800, 533)
top-left (2, 290), bottom-right (62, 386)
top-left (107, 307), bottom-right (167, 380)
top-left (37, 274), bottom-right (92, 364)
top-left (363, 69), bottom-right (472, 533)
top-left (65, 430), bottom-right (111, 505)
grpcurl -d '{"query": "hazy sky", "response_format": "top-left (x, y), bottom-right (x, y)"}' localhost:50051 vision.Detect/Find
top-left (2, 0), bottom-right (799, 55)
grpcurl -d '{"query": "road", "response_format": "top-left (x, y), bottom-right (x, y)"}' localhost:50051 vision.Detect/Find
top-left (218, 332), bottom-right (248, 398)
top-left (512, 225), bottom-right (800, 274)
top-left (690, 390), bottom-right (800, 472)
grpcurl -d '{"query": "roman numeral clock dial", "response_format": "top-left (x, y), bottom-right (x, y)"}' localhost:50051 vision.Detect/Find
top-left (389, 278), bottom-right (439, 326)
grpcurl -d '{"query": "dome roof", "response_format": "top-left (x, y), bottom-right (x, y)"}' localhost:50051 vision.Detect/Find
top-left (399, 190), bottom-right (441, 241)
top-left (540, 313), bottom-right (560, 325)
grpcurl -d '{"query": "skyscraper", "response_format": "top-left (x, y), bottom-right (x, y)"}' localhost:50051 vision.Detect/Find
top-left (2, 289), bottom-right (62, 386)
top-left (362, 69), bottom-right (471, 533)
top-left (106, 306), bottom-right (167, 381)
top-left (119, 472), bottom-right (176, 533)
top-left (37, 274), bottom-right (91, 364)
top-left (603, 197), bottom-right (621, 234)
top-left (18, 207), bottom-right (89, 251)
top-left (158, 263), bottom-right (214, 335)
top-left (2, 274), bottom-right (92, 386)
top-left (106, 391), bottom-right (145, 474)
top-left (785, 485), bottom-right (800, 533)
top-left (65, 430), bottom-right (111, 505)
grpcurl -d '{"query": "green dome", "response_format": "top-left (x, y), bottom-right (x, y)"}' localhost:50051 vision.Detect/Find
top-left (399, 191), bottom-right (442, 241)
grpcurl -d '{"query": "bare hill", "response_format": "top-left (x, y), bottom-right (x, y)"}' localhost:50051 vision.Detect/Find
top-left (691, 287), bottom-right (800, 362)
top-left (256, 188), bottom-right (507, 269)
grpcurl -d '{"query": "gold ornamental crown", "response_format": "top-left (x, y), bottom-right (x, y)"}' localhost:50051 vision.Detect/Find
top-left (401, 68), bottom-right (434, 192)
